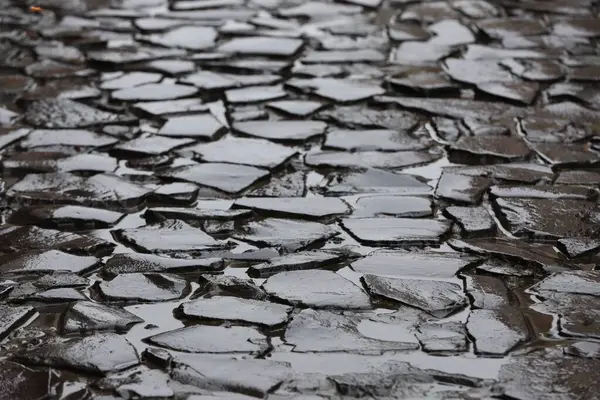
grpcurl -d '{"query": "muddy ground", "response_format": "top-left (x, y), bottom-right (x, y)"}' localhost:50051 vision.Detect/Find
top-left (0, 0), bottom-right (599, 398)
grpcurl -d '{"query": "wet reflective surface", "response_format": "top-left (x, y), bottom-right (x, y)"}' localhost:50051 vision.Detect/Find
top-left (1, 0), bottom-right (600, 398)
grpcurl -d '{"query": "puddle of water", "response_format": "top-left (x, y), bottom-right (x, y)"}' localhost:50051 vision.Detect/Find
top-left (124, 285), bottom-right (198, 354)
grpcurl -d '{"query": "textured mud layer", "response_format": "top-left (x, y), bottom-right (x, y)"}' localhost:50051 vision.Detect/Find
top-left (0, 0), bottom-right (600, 398)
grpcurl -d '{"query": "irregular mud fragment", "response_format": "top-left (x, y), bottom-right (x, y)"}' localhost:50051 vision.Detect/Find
top-left (305, 150), bottom-right (441, 170)
top-left (0, 226), bottom-right (113, 256)
top-left (341, 217), bottom-right (451, 246)
top-left (285, 309), bottom-right (419, 353)
top-left (233, 218), bottom-right (339, 252)
top-left (196, 275), bottom-right (267, 300)
top-left (24, 99), bottom-right (134, 128)
top-left (555, 170), bottom-right (600, 185)
top-left (17, 333), bottom-right (139, 375)
top-left (113, 220), bottom-right (227, 254)
top-left (320, 168), bottom-right (432, 196)
top-left (7, 172), bottom-right (152, 211)
top-left (178, 296), bottom-right (291, 327)
top-left (533, 292), bottom-right (600, 339)
top-left (564, 341), bottom-right (600, 358)
top-left (9, 205), bottom-right (125, 229)
top-left (490, 185), bottom-right (596, 200)
top-left (263, 270), bottom-right (371, 309)
top-left (146, 325), bottom-right (269, 354)
top-left (0, 305), bottom-right (36, 340)
top-left (467, 309), bottom-right (528, 355)
top-left (444, 163), bottom-right (553, 184)
top-left (61, 301), bottom-right (144, 334)
top-left (102, 253), bottom-right (224, 276)
top-left (171, 355), bottom-right (291, 397)
top-left (448, 136), bottom-right (530, 164)
top-left (497, 347), bottom-right (600, 400)
top-left (557, 237), bottom-right (600, 258)
top-left (232, 120), bottom-right (327, 142)
top-left (476, 260), bottom-right (535, 277)
top-left (444, 206), bottom-right (496, 236)
top-left (188, 137), bottom-right (297, 169)
top-left (20, 129), bottom-right (118, 149)
top-left (324, 129), bottom-right (430, 152)
top-left (0, 362), bottom-right (52, 399)
top-left (248, 250), bottom-right (348, 278)
top-left (158, 113), bottom-right (225, 140)
top-left (528, 271), bottom-right (600, 297)
top-left (362, 275), bottom-right (467, 317)
top-left (157, 163), bottom-right (270, 194)
top-left (246, 171), bottom-right (306, 197)
top-left (351, 250), bottom-right (478, 280)
top-left (352, 196), bottom-right (432, 218)
top-left (318, 106), bottom-right (419, 130)
top-left (0, 250), bottom-right (100, 275)
top-left (493, 198), bottom-right (600, 239)
top-left (234, 197), bottom-right (350, 220)
top-left (416, 321), bottom-right (467, 352)
top-left (96, 273), bottom-right (190, 302)
top-left (449, 238), bottom-right (574, 272)
top-left (435, 172), bottom-right (490, 205)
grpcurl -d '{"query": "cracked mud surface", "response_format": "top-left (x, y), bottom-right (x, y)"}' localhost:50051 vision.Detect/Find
top-left (0, 0), bottom-right (600, 398)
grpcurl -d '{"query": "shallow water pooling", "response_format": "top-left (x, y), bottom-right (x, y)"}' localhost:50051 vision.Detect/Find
top-left (0, 0), bottom-right (600, 398)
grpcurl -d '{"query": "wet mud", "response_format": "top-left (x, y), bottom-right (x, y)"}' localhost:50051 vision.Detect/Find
top-left (0, 0), bottom-right (600, 398)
